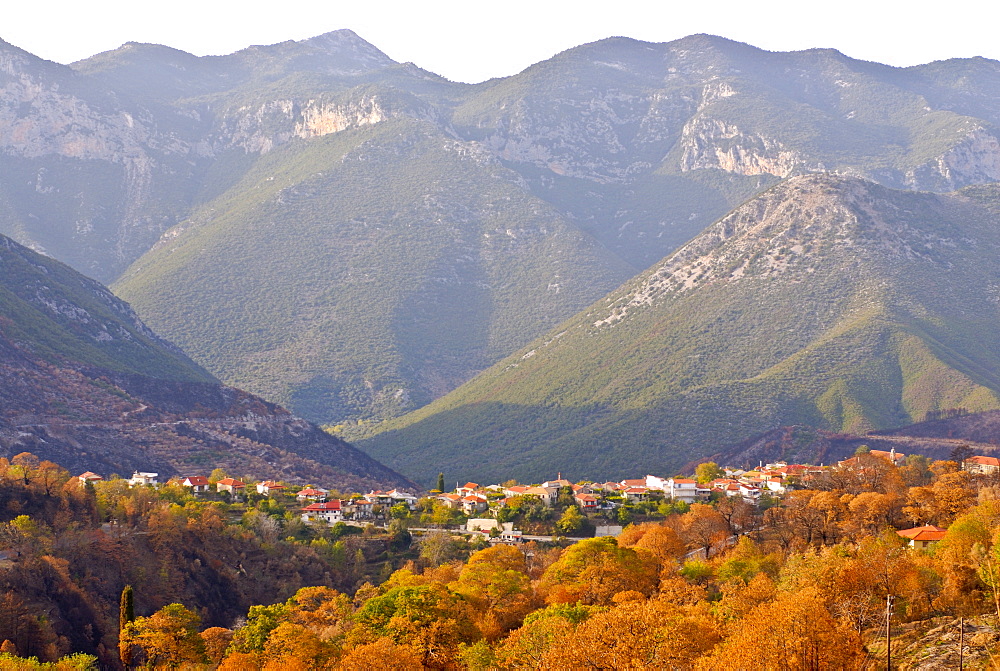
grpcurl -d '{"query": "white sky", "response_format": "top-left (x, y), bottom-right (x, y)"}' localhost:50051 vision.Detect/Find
top-left (5, 0), bottom-right (998, 83)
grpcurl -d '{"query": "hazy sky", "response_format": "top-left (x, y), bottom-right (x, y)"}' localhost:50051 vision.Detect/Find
top-left (6, 0), bottom-right (998, 83)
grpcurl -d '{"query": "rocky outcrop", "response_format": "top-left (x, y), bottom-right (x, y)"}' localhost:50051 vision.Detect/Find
top-left (677, 116), bottom-right (804, 176)
top-left (906, 127), bottom-right (1000, 191)
top-left (295, 96), bottom-right (387, 138)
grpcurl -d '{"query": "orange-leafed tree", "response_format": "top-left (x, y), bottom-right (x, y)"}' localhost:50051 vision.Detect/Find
top-left (546, 598), bottom-right (720, 669)
top-left (453, 544), bottom-right (537, 639)
top-left (119, 603), bottom-right (206, 668)
top-left (696, 587), bottom-right (864, 669)
top-left (538, 537), bottom-right (658, 606)
top-left (679, 504), bottom-right (729, 558)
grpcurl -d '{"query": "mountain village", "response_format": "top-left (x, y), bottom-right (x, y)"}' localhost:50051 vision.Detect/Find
top-left (68, 447), bottom-right (990, 552)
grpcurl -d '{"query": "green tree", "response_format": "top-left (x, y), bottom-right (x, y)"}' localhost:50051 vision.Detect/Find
top-left (436, 473), bottom-right (445, 493)
top-left (695, 462), bottom-right (725, 485)
top-left (555, 506), bottom-right (584, 535)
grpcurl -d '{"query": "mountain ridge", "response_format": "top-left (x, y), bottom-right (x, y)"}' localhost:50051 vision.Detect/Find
top-left (7, 30), bottom-right (1000, 437)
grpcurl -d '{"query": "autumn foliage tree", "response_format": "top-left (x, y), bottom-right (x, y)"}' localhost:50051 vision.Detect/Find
top-left (119, 603), bottom-right (205, 667)
top-left (538, 537), bottom-right (658, 605)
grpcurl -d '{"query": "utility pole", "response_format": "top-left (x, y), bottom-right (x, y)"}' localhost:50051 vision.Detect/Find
top-left (959, 616), bottom-right (964, 670)
top-left (886, 594), bottom-right (894, 671)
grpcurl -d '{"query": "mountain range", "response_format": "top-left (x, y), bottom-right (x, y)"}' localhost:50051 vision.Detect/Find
top-left (0, 232), bottom-right (412, 491)
top-left (5, 30), bottom-right (1000, 484)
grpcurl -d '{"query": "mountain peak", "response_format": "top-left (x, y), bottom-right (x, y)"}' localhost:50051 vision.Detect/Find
top-left (297, 29), bottom-right (396, 70)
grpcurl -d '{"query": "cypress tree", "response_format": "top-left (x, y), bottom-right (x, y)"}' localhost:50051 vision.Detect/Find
top-left (436, 472), bottom-right (445, 493)
top-left (119, 585), bottom-right (134, 668)
top-left (119, 584), bottom-right (134, 628)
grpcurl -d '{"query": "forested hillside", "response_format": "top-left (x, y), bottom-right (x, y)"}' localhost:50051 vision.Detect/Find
top-left (2, 450), bottom-right (1000, 669)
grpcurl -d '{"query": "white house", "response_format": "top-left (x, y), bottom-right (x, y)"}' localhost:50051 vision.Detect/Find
top-left (667, 478), bottom-right (699, 503)
top-left (129, 472), bottom-right (158, 487)
top-left (256, 481), bottom-right (285, 496)
top-left (645, 475), bottom-right (670, 492)
top-left (301, 500), bottom-right (343, 524)
top-left (387, 489), bottom-right (419, 509)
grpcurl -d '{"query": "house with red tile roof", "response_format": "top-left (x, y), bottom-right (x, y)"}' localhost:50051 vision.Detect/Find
top-left (461, 494), bottom-right (489, 515)
top-left (216, 478), bottom-right (245, 495)
top-left (77, 471), bottom-right (103, 485)
top-left (256, 481), bottom-right (285, 496)
top-left (897, 525), bottom-right (947, 549)
top-left (520, 485), bottom-right (559, 506)
top-left (574, 493), bottom-right (598, 510)
top-left (181, 476), bottom-right (210, 493)
top-left (869, 449), bottom-right (905, 466)
top-left (351, 499), bottom-right (375, 519)
top-left (622, 486), bottom-right (649, 503)
top-left (296, 487), bottom-right (329, 502)
top-left (667, 478), bottom-right (699, 503)
top-left (964, 456), bottom-right (1000, 475)
top-left (301, 500), bottom-right (343, 524)
top-left (437, 492), bottom-right (463, 509)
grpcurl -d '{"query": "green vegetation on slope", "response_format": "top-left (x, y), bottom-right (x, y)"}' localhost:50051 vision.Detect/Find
top-left (360, 176), bottom-right (1000, 486)
top-left (115, 118), bottom-right (634, 423)
top-left (0, 235), bottom-right (213, 382)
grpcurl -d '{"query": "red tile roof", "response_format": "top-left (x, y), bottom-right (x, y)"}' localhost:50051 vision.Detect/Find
top-left (967, 456), bottom-right (1000, 467)
top-left (897, 525), bottom-right (947, 542)
top-left (183, 476), bottom-right (209, 486)
top-left (303, 501), bottom-right (342, 512)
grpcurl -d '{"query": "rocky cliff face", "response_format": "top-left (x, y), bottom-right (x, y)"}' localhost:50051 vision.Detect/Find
top-left (906, 126), bottom-right (1000, 190)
